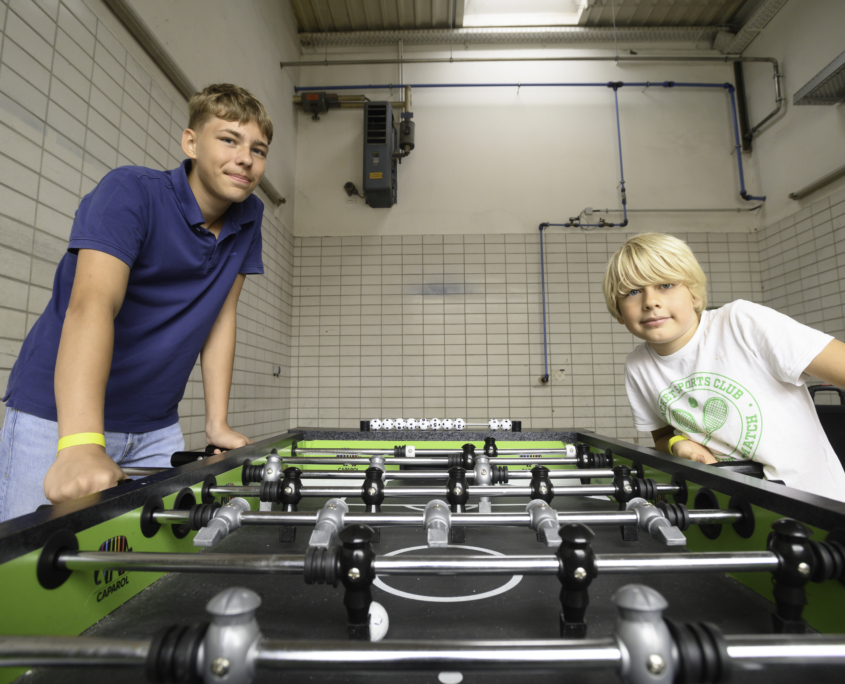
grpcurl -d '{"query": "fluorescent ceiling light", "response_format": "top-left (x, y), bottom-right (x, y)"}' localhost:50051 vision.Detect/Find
top-left (463, 0), bottom-right (587, 27)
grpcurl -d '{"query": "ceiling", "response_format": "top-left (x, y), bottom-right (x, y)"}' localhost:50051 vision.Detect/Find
top-left (289, 0), bottom-right (763, 34)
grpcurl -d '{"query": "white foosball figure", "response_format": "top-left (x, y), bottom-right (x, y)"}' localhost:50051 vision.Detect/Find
top-left (488, 419), bottom-right (501, 430)
top-left (566, 444), bottom-right (577, 457)
top-left (501, 419), bottom-right (512, 431)
top-left (419, 419), bottom-right (431, 431)
top-left (442, 419), bottom-right (455, 430)
top-left (406, 418), bottom-right (418, 430)
top-left (455, 418), bottom-right (466, 430)
top-left (382, 419), bottom-right (395, 430)
top-left (370, 419), bottom-right (383, 431)
top-left (394, 418), bottom-right (407, 430)
top-left (430, 418), bottom-right (442, 430)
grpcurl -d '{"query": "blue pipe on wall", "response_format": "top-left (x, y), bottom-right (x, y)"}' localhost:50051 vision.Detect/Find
top-left (543, 83), bottom-right (630, 230)
top-left (297, 81), bottom-right (765, 204)
top-left (538, 223), bottom-right (550, 384)
top-left (299, 82), bottom-right (619, 90)
top-left (728, 86), bottom-right (767, 202)
top-left (613, 86), bottom-right (628, 226)
top-left (295, 81), bottom-right (731, 91)
top-left (298, 80), bottom-right (766, 380)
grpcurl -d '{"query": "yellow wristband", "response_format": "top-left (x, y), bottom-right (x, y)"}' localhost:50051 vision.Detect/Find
top-left (667, 435), bottom-right (689, 454)
top-left (57, 433), bottom-right (106, 453)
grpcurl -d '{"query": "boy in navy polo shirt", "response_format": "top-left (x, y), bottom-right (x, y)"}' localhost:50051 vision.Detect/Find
top-left (0, 84), bottom-right (273, 521)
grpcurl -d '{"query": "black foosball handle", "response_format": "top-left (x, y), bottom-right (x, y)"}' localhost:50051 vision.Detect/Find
top-left (170, 445), bottom-right (221, 467)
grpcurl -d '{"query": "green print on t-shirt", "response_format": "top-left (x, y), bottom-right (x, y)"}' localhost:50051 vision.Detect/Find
top-left (658, 372), bottom-right (762, 459)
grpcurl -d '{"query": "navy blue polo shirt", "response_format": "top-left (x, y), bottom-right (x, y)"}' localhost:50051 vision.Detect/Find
top-left (3, 161), bottom-right (264, 432)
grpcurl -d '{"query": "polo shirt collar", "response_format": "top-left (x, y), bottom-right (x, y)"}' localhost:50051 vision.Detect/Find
top-left (173, 160), bottom-right (259, 232)
top-left (173, 160), bottom-right (206, 227)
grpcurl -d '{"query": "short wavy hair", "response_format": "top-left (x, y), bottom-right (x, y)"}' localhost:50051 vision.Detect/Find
top-left (603, 233), bottom-right (708, 319)
top-left (188, 83), bottom-right (273, 144)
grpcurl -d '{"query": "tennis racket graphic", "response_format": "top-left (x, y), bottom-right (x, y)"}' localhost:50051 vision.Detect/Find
top-left (671, 409), bottom-right (702, 433)
top-left (701, 397), bottom-right (728, 446)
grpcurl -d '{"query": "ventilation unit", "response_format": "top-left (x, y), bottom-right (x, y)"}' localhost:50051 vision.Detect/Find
top-left (363, 102), bottom-right (397, 208)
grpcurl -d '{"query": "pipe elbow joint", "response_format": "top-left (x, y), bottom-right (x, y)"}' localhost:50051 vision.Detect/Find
top-left (620, 220), bottom-right (629, 227)
top-left (539, 223), bottom-right (549, 231)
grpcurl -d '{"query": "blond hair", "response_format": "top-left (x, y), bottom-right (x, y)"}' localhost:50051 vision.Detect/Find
top-left (603, 233), bottom-right (707, 319)
top-left (188, 84), bottom-right (273, 144)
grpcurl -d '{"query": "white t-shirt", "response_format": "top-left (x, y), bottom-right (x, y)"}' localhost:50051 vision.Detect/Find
top-left (625, 300), bottom-right (845, 502)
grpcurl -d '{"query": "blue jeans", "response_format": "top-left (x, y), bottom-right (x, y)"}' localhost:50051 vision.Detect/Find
top-left (0, 407), bottom-right (184, 522)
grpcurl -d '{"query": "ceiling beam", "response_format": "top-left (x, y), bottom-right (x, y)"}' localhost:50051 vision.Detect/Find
top-left (396, 0), bottom-right (405, 29)
top-left (362, 0), bottom-right (372, 30)
top-left (454, 0), bottom-right (464, 28)
top-left (299, 24), bottom-right (726, 48)
top-left (724, 0), bottom-right (789, 53)
top-left (344, 0), bottom-right (355, 30)
top-left (290, 0), bottom-right (309, 31)
top-left (325, 0), bottom-right (342, 30)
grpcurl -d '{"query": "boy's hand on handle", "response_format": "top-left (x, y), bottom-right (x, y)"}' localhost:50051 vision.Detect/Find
top-left (43, 445), bottom-right (126, 503)
top-left (672, 439), bottom-right (719, 465)
top-left (206, 424), bottom-right (253, 454)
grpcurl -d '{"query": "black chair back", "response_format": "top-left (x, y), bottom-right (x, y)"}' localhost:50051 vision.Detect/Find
top-left (809, 385), bottom-right (845, 469)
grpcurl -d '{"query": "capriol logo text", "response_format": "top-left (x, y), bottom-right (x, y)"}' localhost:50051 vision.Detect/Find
top-left (94, 535), bottom-right (132, 603)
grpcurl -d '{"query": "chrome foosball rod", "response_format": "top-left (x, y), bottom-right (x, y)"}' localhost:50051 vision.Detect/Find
top-left (252, 468), bottom-right (617, 481)
top-left (34, 517), bottom-right (845, 650)
top-left (288, 437), bottom-right (586, 461)
top-left (279, 456), bottom-right (580, 466)
top-left (208, 466), bottom-right (681, 505)
top-left (8, 584), bottom-right (845, 683)
top-left (40, 518), bottom-right (845, 642)
top-left (148, 496), bottom-right (727, 549)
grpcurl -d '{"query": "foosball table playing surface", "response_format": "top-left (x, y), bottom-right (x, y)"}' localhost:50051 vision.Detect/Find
top-left (1, 427), bottom-right (844, 684)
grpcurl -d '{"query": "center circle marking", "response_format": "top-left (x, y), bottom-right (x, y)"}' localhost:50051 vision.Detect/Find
top-left (372, 545), bottom-right (523, 603)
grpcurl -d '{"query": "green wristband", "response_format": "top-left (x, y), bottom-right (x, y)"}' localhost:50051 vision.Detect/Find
top-left (667, 435), bottom-right (689, 455)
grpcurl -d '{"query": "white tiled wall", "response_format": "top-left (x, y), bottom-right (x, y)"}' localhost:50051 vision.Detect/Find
top-left (0, 0), bottom-right (293, 448)
top-left (289, 231), bottom-right (762, 442)
top-left (757, 188), bottom-right (845, 405)
top-left (758, 190), bottom-right (845, 337)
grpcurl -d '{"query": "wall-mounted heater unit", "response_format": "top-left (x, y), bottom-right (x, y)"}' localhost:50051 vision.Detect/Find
top-left (363, 102), bottom-right (397, 208)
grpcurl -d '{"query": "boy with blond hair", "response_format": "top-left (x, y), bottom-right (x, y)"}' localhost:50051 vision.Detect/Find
top-left (604, 232), bottom-right (845, 502)
top-left (0, 84), bottom-right (273, 521)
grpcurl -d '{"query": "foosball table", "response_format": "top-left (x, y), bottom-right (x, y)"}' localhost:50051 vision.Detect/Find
top-left (1, 427), bottom-right (844, 684)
